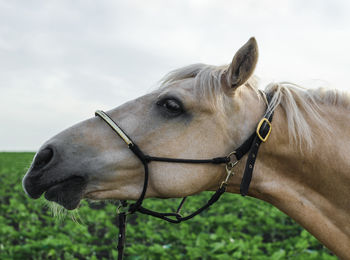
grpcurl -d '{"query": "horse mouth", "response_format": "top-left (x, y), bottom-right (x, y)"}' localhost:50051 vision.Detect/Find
top-left (24, 173), bottom-right (87, 210)
top-left (43, 176), bottom-right (87, 210)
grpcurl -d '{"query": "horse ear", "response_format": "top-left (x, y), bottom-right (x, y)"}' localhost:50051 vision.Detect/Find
top-left (224, 37), bottom-right (258, 89)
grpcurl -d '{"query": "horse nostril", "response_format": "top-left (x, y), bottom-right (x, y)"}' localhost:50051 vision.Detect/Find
top-left (33, 147), bottom-right (54, 169)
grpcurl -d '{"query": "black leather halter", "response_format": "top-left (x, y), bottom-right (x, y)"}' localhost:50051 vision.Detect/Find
top-left (94, 93), bottom-right (274, 259)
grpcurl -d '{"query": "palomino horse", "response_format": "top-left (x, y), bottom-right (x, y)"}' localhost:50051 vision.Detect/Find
top-left (23, 38), bottom-right (350, 259)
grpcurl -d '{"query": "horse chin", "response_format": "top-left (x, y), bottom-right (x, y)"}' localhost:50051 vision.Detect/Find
top-left (43, 176), bottom-right (87, 210)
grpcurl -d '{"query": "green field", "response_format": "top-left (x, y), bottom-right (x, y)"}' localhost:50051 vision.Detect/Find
top-left (0, 152), bottom-right (335, 259)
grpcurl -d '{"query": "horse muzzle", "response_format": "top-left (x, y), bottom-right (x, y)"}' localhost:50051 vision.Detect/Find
top-left (22, 145), bottom-right (88, 210)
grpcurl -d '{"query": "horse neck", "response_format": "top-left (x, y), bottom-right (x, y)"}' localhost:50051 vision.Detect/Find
top-left (243, 104), bottom-right (350, 258)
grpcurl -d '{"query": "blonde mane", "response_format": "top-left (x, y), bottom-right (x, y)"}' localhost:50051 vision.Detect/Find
top-left (160, 64), bottom-right (350, 149)
top-left (265, 83), bottom-right (350, 149)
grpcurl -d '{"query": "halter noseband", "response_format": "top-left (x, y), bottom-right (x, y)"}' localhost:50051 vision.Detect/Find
top-left (94, 93), bottom-right (273, 259)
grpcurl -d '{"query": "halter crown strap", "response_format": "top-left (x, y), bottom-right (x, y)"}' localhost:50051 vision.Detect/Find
top-left (236, 93), bottom-right (274, 196)
top-left (240, 112), bottom-right (273, 196)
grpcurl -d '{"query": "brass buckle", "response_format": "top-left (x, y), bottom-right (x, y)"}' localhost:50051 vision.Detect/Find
top-left (256, 118), bottom-right (272, 142)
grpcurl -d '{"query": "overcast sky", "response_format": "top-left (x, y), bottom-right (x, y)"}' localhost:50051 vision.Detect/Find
top-left (1, 0), bottom-right (349, 151)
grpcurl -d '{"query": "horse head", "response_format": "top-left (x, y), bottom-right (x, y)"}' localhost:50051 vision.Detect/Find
top-left (22, 38), bottom-right (265, 210)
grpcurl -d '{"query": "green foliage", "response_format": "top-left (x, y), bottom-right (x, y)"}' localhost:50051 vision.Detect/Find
top-left (0, 153), bottom-right (336, 259)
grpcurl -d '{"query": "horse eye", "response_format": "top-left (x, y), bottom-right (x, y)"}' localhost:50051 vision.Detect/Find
top-left (157, 98), bottom-right (184, 116)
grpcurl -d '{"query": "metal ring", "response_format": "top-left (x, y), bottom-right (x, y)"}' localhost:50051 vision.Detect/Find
top-left (226, 151), bottom-right (237, 160)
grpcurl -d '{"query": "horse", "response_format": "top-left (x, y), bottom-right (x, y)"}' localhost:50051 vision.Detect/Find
top-left (22, 37), bottom-right (350, 259)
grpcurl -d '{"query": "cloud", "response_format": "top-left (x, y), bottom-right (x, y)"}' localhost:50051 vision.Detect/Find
top-left (0, 0), bottom-right (349, 150)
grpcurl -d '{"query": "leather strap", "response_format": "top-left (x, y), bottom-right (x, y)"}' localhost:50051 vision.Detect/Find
top-left (240, 94), bottom-right (274, 196)
top-left (117, 212), bottom-right (126, 260)
top-left (240, 116), bottom-right (273, 195)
